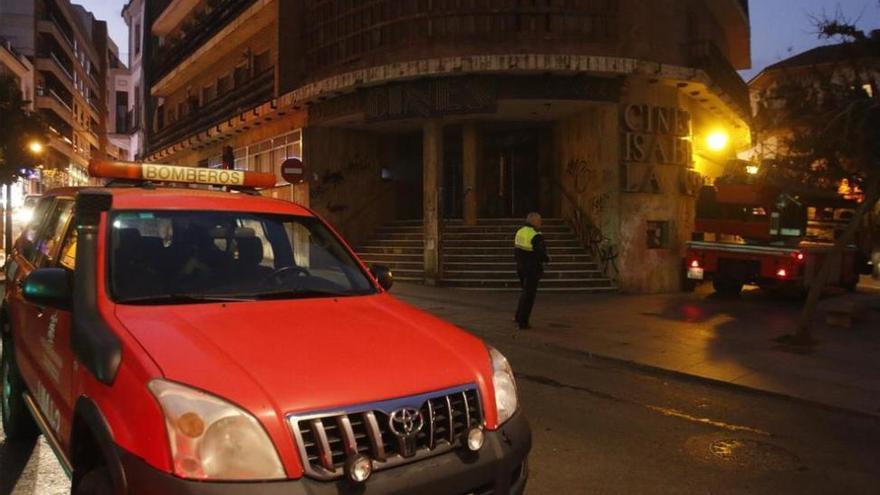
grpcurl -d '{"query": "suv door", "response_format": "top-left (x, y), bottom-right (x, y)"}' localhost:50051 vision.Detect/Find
top-left (9, 197), bottom-right (76, 442)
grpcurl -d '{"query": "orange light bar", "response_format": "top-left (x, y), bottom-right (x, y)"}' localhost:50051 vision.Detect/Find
top-left (89, 159), bottom-right (277, 189)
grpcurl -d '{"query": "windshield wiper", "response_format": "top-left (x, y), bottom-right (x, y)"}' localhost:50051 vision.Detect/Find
top-left (117, 293), bottom-right (256, 305)
top-left (249, 288), bottom-right (367, 300)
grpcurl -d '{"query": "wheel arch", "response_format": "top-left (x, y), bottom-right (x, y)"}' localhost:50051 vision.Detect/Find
top-left (70, 396), bottom-right (128, 494)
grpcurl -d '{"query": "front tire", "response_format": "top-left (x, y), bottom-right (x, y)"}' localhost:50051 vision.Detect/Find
top-left (1, 335), bottom-right (40, 443)
top-left (75, 466), bottom-right (113, 495)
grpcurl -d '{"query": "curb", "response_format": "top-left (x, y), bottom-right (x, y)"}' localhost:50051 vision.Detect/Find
top-left (504, 335), bottom-right (880, 421)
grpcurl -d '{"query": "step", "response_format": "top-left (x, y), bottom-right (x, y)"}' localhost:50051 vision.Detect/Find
top-left (442, 232), bottom-right (574, 241)
top-left (358, 260), bottom-right (424, 271)
top-left (442, 270), bottom-right (604, 280)
top-left (456, 286), bottom-right (618, 293)
top-left (443, 246), bottom-right (587, 255)
top-left (383, 219), bottom-right (567, 228)
top-left (442, 239), bottom-right (582, 248)
top-left (442, 224), bottom-right (572, 233)
top-left (441, 278), bottom-right (615, 289)
top-left (375, 227), bottom-right (424, 235)
top-left (443, 253), bottom-right (592, 262)
top-left (443, 261), bottom-right (599, 271)
top-left (356, 253), bottom-right (423, 263)
top-left (372, 232), bottom-right (426, 241)
top-left (359, 246), bottom-right (424, 255)
top-left (367, 239), bottom-right (425, 247)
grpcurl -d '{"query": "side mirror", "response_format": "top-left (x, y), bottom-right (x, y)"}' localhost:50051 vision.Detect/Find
top-left (370, 265), bottom-right (394, 291)
top-left (22, 268), bottom-right (72, 311)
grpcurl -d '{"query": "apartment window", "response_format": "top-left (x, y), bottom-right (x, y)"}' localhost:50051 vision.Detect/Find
top-left (202, 83), bottom-right (216, 104)
top-left (134, 23), bottom-right (141, 55)
top-left (115, 91), bottom-right (129, 132)
top-left (233, 64), bottom-right (248, 88)
top-left (253, 50), bottom-right (272, 74)
top-left (217, 73), bottom-right (231, 94)
top-left (156, 104), bottom-right (165, 129)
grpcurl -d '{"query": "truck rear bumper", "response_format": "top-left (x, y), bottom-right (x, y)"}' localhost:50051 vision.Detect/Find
top-left (120, 411), bottom-right (530, 495)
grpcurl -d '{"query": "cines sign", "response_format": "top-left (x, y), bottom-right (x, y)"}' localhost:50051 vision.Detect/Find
top-left (621, 104), bottom-right (693, 193)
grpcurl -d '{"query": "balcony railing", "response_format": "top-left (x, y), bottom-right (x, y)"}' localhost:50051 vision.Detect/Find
top-left (47, 51), bottom-right (74, 80)
top-left (152, 0), bottom-right (257, 81)
top-left (150, 68), bottom-right (274, 152)
top-left (686, 40), bottom-right (750, 116)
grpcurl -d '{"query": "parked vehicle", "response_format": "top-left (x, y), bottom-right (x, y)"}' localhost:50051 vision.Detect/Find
top-left (1, 159), bottom-right (530, 495)
top-left (685, 181), bottom-right (865, 296)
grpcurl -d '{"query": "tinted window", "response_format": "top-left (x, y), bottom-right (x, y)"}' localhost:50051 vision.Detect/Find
top-left (29, 199), bottom-right (74, 268)
top-left (109, 211), bottom-right (375, 303)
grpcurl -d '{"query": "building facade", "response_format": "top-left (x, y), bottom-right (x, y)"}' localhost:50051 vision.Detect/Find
top-left (143, 0), bottom-right (752, 293)
top-left (0, 0), bottom-right (111, 189)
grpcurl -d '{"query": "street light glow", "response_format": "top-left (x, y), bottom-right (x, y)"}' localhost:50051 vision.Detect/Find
top-left (28, 141), bottom-right (44, 154)
top-left (706, 131), bottom-right (729, 152)
top-left (746, 165), bottom-right (760, 175)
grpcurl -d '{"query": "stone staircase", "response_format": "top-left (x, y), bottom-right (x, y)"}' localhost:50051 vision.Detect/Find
top-left (356, 218), bottom-right (616, 292)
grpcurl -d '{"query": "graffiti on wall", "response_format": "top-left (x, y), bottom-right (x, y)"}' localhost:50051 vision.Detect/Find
top-left (312, 153), bottom-right (380, 213)
top-left (558, 158), bottom-right (619, 280)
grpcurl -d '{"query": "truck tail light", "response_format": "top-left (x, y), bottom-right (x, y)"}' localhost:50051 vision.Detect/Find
top-left (793, 252), bottom-right (805, 262)
top-left (690, 259), bottom-right (700, 268)
top-left (776, 268), bottom-right (788, 278)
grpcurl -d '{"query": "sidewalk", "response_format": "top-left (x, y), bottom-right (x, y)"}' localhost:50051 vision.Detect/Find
top-left (393, 277), bottom-right (880, 417)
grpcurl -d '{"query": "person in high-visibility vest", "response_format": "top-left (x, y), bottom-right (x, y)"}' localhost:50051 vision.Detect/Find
top-left (514, 212), bottom-right (549, 329)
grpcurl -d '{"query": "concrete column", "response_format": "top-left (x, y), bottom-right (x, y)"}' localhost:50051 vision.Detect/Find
top-left (423, 119), bottom-right (443, 285)
top-left (462, 122), bottom-right (479, 225)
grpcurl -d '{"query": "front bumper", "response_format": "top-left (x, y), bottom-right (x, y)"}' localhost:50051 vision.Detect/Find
top-left (120, 410), bottom-right (530, 495)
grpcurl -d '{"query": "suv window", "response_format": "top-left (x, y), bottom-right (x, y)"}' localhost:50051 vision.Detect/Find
top-left (31, 199), bottom-right (75, 268)
top-left (109, 211), bottom-right (376, 303)
top-left (59, 227), bottom-right (78, 270)
top-left (19, 198), bottom-right (54, 263)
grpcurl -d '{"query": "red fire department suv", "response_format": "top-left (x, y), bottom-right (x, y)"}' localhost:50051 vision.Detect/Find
top-left (1, 160), bottom-right (530, 494)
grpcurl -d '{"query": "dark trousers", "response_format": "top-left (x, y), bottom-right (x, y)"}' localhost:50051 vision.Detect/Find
top-left (515, 269), bottom-right (540, 326)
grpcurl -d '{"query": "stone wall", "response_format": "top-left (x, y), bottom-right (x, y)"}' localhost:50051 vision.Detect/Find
top-left (302, 127), bottom-right (397, 248)
top-left (555, 104), bottom-right (621, 259)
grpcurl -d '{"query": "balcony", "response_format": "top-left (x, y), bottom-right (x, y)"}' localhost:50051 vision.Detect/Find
top-left (36, 16), bottom-right (74, 52)
top-left (686, 40), bottom-right (750, 116)
top-left (151, 68), bottom-right (274, 152)
top-left (152, 0), bottom-right (258, 83)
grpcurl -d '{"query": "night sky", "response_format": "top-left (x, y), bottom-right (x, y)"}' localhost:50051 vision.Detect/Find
top-left (77, 0), bottom-right (880, 81)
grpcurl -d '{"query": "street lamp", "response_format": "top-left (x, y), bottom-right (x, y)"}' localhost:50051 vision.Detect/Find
top-left (4, 140), bottom-right (44, 260)
top-left (706, 130), bottom-right (730, 152)
top-left (28, 141), bottom-right (44, 155)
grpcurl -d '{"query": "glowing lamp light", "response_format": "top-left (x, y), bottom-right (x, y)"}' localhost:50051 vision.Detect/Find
top-left (795, 253), bottom-right (805, 261)
top-left (690, 260), bottom-right (700, 268)
top-left (746, 165), bottom-right (760, 175)
top-left (776, 268), bottom-right (788, 278)
top-left (28, 141), bottom-right (44, 154)
top-left (706, 130), bottom-right (730, 152)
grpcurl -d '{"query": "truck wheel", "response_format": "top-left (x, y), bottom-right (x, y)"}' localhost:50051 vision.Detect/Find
top-left (713, 277), bottom-right (743, 297)
top-left (1, 336), bottom-right (40, 442)
top-left (75, 466), bottom-right (113, 495)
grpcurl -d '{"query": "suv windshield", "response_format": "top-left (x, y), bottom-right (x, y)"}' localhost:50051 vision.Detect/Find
top-left (109, 211), bottom-right (376, 303)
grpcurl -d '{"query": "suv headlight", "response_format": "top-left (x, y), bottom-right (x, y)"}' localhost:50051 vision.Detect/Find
top-left (148, 379), bottom-right (285, 480)
top-left (489, 347), bottom-right (519, 425)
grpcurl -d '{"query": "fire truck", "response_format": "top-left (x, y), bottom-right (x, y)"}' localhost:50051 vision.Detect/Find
top-left (1, 160), bottom-right (530, 494)
top-left (684, 179), bottom-right (865, 296)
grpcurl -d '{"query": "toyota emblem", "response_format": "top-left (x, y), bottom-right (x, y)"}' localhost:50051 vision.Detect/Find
top-left (388, 407), bottom-right (425, 438)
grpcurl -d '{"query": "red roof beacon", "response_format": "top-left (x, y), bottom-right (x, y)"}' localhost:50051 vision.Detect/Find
top-left (1, 159), bottom-right (531, 494)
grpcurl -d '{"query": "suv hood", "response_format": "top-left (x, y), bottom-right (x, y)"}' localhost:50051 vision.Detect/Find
top-left (114, 293), bottom-right (493, 416)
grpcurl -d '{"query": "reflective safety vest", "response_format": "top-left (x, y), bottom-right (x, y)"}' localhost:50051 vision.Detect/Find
top-left (514, 226), bottom-right (540, 252)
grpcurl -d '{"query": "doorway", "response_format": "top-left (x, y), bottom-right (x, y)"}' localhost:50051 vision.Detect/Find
top-left (481, 129), bottom-right (539, 218)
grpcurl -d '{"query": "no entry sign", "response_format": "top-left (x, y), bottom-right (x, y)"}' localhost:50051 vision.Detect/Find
top-left (281, 158), bottom-right (306, 184)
